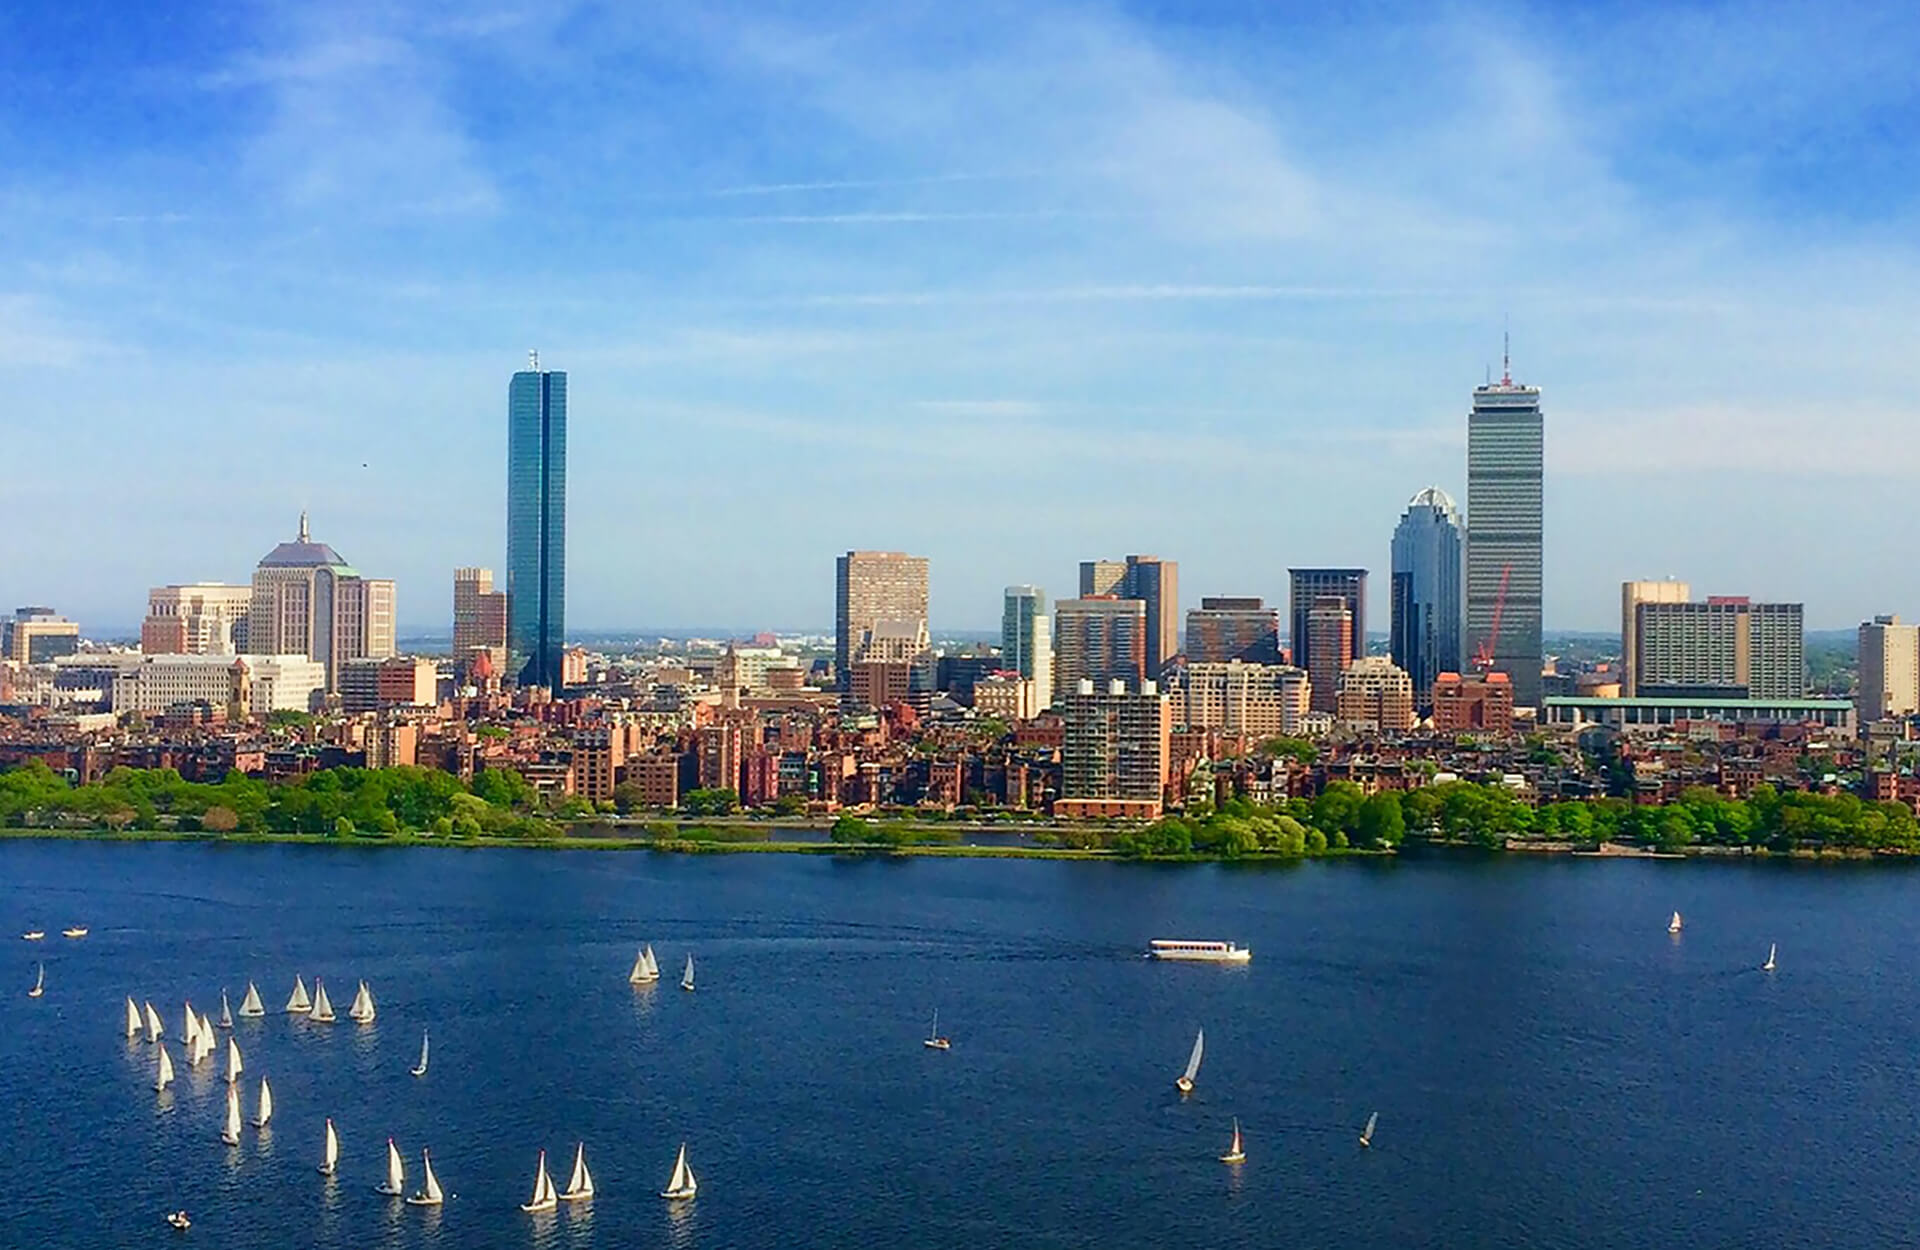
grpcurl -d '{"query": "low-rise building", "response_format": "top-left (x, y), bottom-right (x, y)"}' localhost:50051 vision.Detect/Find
top-left (1174, 662), bottom-right (1311, 738)
top-left (1336, 657), bottom-right (1415, 731)
top-left (1432, 671), bottom-right (1515, 733)
top-left (111, 653), bottom-right (325, 717)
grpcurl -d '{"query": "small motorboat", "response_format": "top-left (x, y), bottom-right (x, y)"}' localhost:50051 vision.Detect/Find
top-left (62, 927), bottom-right (88, 938)
top-left (21, 931), bottom-right (44, 941)
top-left (166, 1210), bottom-right (191, 1231)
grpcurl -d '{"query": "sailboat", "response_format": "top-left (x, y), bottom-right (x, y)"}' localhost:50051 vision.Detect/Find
top-left (1359, 1111), bottom-right (1378, 1148)
top-left (238, 981), bottom-right (266, 1018)
top-left (182, 1003), bottom-right (198, 1053)
top-left (285, 974), bottom-right (312, 1014)
top-left (660, 1143), bottom-right (698, 1201)
top-left (349, 980), bottom-right (376, 1024)
top-left (218, 990), bottom-right (233, 1030)
top-left (1219, 1118), bottom-right (1245, 1164)
top-left (680, 954), bottom-right (695, 992)
top-left (521, 1150), bottom-right (559, 1213)
top-left (406, 1150), bottom-right (444, 1207)
top-left (631, 946), bottom-right (660, 984)
top-left (411, 1029), bottom-right (430, 1078)
top-left (27, 962), bottom-right (43, 998)
top-left (320, 1119), bottom-right (339, 1176)
top-left (1668, 910), bottom-right (1684, 934)
top-left (220, 1085), bottom-right (242, 1145)
top-left (310, 979), bottom-right (336, 1023)
top-left (1176, 1027), bottom-right (1204, 1095)
top-left (155, 1044), bottom-right (175, 1092)
top-left (125, 997), bottom-right (142, 1038)
top-left (560, 1143), bottom-right (595, 1201)
top-left (376, 1139), bottom-right (406, 1196)
top-left (253, 1076), bottom-right (274, 1128)
top-left (227, 1038), bottom-right (244, 1084)
top-left (144, 1001), bottom-right (164, 1043)
top-left (196, 1015), bottom-right (216, 1065)
top-left (1763, 943), bottom-right (1777, 972)
top-left (923, 1008), bottom-right (951, 1050)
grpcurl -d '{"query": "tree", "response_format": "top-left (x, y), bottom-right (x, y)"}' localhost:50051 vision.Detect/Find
top-left (1256, 736), bottom-right (1318, 765)
top-left (1311, 782), bottom-right (1366, 839)
top-left (472, 768), bottom-right (535, 809)
top-left (771, 794), bottom-right (807, 817)
top-left (681, 788), bottom-right (738, 817)
top-left (1356, 792), bottom-right (1406, 847)
top-left (201, 805), bottom-right (240, 833)
top-left (830, 814), bottom-right (873, 843)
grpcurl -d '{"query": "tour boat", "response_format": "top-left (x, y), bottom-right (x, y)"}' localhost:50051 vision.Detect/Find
top-left (21, 931), bottom-right (43, 941)
top-left (1176, 1027), bottom-right (1204, 1095)
top-left (375, 1138), bottom-right (406, 1196)
top-left (27, 962), bottom-right (43, 999)
top-left (155, 1044), bottom-right (175, 1092)
top-left (253, 1077), bottom-right (274, 1128)
top-left (1360, 1111), bottom-right (1378, 1148)
top-left (411, 1029), bottom-right (429, 1077)
top-left (238, 981), bottom-right (266, 1018)
top-left (560, 1143), bottom-right (595, 1201)
top-left (1220, 1118), bottom-right (1245, 1164)
top-left (1148, 939), bottom-right (1253, 964)
top-left (521, 1149), bottom-right (558, 1213)
top-left (923, 1008), bottom-right (951, 1050)
top-left (145, 1001), bottom-right (164, 1043)
top-left (349, 980), bottom-right (376, 1024)
top-left (166, 1211), bottom-right (190, 1232)
top-left (1668, 911), bottom-right (1683, 934)
top-left (630, 945), bottom-right (660, 984)
top-left (660, 1143), bottom-right (698, 1201)
top-left (681, 954), bottom-right (695, 992)
top-left (227, 1037), bottom-right (243, 1084)
top-left (285, 974), bottom-right (312, 1014)
top-left (62, 927), bottom-right (88, 938)
top-left (406, 1150), bottom-right (445, 1207)
top-left (1763, 943), bottom-right (1777, 972)
top-left (125, 997), bottom-right (142, 1038)
top-left (310, 978), bottom-right (336, 1023)
top-left (320, 1119), bottom-right (339, 1176)
top-left (218, 990), bottom-right (233, 1030)
top-left (221, 1084), bottom-right (242, 1145)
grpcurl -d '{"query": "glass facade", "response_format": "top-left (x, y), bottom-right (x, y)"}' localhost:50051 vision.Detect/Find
top-left (1390, 487), bottom-right (1464, 710)
top-left (1466, 376), bottom-right (1543, 708)
top-left (507, 368), bottom-right (567, 689)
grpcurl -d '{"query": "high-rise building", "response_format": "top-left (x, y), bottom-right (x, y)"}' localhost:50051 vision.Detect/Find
top-left (1288, 569), bottom-right (1366, 678)
top-left (1056, 677), bottom-right (1172, 820)
top-left (142, 584), bottom-right (252, 656)
top-left (1856, 615), bottom-right (1919, 723)
top-left (1634, 597), bottom-right (1804, 699)
top-left (835, 551), bottom-right (930, 691)
top-left (1620, 580), bottom-right (1692, 697)
top-left (453, 567), bottom-right (508, 674)
top-left (1305, 595), bottom-right (1355, 714)
top-left (1053, 597), bottom-right (1147, 693)
top-left (1185, 597), bottom-right (1281, 665)
top-left (1389, 489), bottom-right (1464, 710)
top-left (247, 513), bottom-right (395, 690)
top-left (2, 607), bottom-right (80, 664)
top-left (1001, 586), bottom-right (1054, 710)
top-left (1173, 662), bottom-right (1312, 738)
top-left (1466, 350), bottom-right (1545, 707)
top-left (1336, 656), bottom-right (1416, 731)
top-left (1080, 555), bottom-right (1179, 673)
top-left (508, 356), bottom-right (568, 690)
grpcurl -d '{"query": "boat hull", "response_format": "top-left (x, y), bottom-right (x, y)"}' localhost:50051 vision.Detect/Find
top-left (923, 1039), bottom-right (951, 1050)
top-left (1176, 1077), bottom-right (1194, 1095)
top-left (1220, 1152), bottom-right (1245, 1163)
top-left (661, 1188), bottom-right (697, 1201)
top-left (405, 1197), bottom-right (442, 1207)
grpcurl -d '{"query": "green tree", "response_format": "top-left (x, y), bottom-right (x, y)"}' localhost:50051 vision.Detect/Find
top-left (681, 788), bottom-right (738, 817)
top-left (830, 814), bottom-right (873, 843)
top-left (1356, 792), bottom-right (1406, 847)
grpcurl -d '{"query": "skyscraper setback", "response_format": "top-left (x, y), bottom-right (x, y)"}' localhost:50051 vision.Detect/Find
top-left (1466, 349), bottom-right (1544, 708)
top-left (835, 551), bottom-right (930, 691)
top-left (1078, 555), bottom-right (1179, 674)
top-left (507, 355), bottom-right (567, 691)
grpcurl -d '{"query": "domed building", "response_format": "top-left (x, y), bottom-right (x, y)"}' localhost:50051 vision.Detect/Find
top-left (248, 512), bottom-right (396, 691)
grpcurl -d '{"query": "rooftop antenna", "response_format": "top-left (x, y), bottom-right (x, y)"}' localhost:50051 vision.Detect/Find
top-left (1501, 319), bottom-right (1512, 387)
top-left (529, 348), bottom-right (540, 373)
top-left (297, 509), bottom-right (310, 542)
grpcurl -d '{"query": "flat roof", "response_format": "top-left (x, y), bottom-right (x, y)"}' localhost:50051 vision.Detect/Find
top-left (1544, 697), bottom-right (1850, 710)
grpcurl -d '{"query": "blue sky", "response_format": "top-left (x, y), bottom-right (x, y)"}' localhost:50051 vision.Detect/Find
top-left (5, 0), bottom-right (1918, 634)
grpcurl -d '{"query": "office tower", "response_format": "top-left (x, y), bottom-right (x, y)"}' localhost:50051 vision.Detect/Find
top-left (1185, 597), bottom-right (1282, 665)
top-left (2, 607), bottom-right (80, 664)
top-left (1173, 662), bottom-right (1312, 737)
top-left (835, 551), bottom-right (930, 691)
top-left (1466, 348), bottom-right (1545, 707)
top-left (1305, 596), bottom-right (1354, 714)
top-left (452, 567), bottom-right (509, 674)
top-left (1856, 615), bottom-right (1919, 723)
top-left (1389, 489), bottom-right (1464, 710)
top-left (1002, 586), bottom-right (1054, 709)
top-left (142, 584), bottom-right (252, 656)
top-left (1079, 555), bottom-right (1179, 673)
top-left (1053, 597), bottom-right (1147, 693)
top-left (1289, 569), bottom-right (1366, 676)
top-left (248, 513), bottom-right (396, 690)
top-left (1634, 597), bottom-right (1805, 699)
top-left (1335, 656), bottom-right (1416, 731)
top-left (1056, 678), bottom-right (1173, 819)
top-left (1620, 580), bottom-right (1691, 696)
top-left (508, 355), bottom-right (568, 690)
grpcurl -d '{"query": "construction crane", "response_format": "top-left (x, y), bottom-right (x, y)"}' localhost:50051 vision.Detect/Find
top-left (1472, 563), bottom-right (1511, 673)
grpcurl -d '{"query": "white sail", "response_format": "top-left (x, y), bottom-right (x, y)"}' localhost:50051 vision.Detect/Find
top-left (409, 1150), bottom-right (444, 1205)
top-left (1669, 910), bottom-right (1683, 933)
top-left (144, 1001), bottom-right (163, 1042)
top-left (661, 1143), bottom-right (697, 1199)
top-left (681, 954), bottom-right (695, 991)
top-left (349, 980), bottom-right (375, 1023)
top-left (1763, 943), bottom-right (1777, 971)
top-left (29, 962), bottom-right (43, 996)
top-left (219, 990), bottom-right (233, 1030)
top-left (155, 1044), bottom-right (175, 1091)
top-left (1221, 1117), bottom-right (1244, 1162)
top-left (239, 981), bottom-right (266, 1017)
top-left (630, 948), bottom-right (649, 983)
top-left (198, 1014), bottom-right (216, 1062)
top-left (183, 1003), bottom-right (199, 1051)
top-left (1182, 1028), bottom-right (1205, 1084)
top-left (377, 1138), bottom-right (406, 1195)
top-left (411, 1029), bottom-right (429, 1077)
top-left (321, 1119), bottom-right (339, 1175)
top-left (644, 945), bottom-right (659, 979)
top-left (286, 974), bottom-right (312, 1013)
top-left (227, 1037), bottom-right (243, 1084)
top-left (221, 1084), bottom-right (242, 1144)
top-left (311, 979), bottom-right (335, 1022)
top-left (562, 1143), bottom-right (594, 1199)
top-left (523, 1150), bottom-right (558, 1212)
top-left (254, 1076), bottom-right (273, 1128)
top-left (1361, 1111), bottom-right (1378, 1145)
top-left (125, 996), bottom-right (142, 1037)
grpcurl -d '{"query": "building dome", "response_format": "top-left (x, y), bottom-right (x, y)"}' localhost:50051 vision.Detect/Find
top-left (258, 511), bottom-right (352, 570)
top-left (1408, 486), bottom-right (1459, 516)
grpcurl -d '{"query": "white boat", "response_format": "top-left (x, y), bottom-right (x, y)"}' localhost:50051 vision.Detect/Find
top-left (144, 1001), bottom-right (164, 1043)
top-left (125, 997), bottom-right (142, 1038)
top-left (349, 980), bottom-right (376, 1024)
top-left (923, 1008), bottom-right (951, 1050)
top-left (560, 1143), bottom-right (595, 1201)
top-left (218, 990), bottom-right (233, 1030)
top-left (310, 979), bottom-right (336, 1023)
top-left (285, 974), bottom-right (312, 1014)
top-left (155, 1044), bottom-right (175, 1092)
top-left (1176, 1027), bottom-right (1204, 1095)
top-left (376, 1139), bottom-right (406, 1196)
top-left (660, 1143), bottom-right (697, 1201)
top-left (1360, 1111), bottom-right (1378, 1148)
top-left (182, 1004), bottom-right (199, 1053)
top-left (1148, 939), bottom-right (1253, 964)
top-left (320, 1118), bottom-right (339, 1175)
top-left (253, 1076), bottom-right (274, 1128)
top-left (631, 945), bottom-right (660, 984)
top-left (681, 954), bottom-right (695, 992)
top-left (21, 930), bottom-right (43, 941)
top-left (411, 1029), bottom-right (429, 1078)
top-left (27, 962), bottom-right (43, 998)
top-left (1668, 911), bottom-right (1683, 934)
top-left (221, 1084), bottom-right (242, 1145)
top-left (227, 1037), bottom-right (244, 1084)
top-left (406, 1150), bottom-right (444, 1206)
top-left (238, 981), bottom-right (266, 1018)
top-left (1220, 1117), bottom-right (1245, 1164)
top-left (1763, 943), bottom-right (1777, 972)
top-left (196, 1015), bottom-right (216, 1065)
top-left (165, 1210), bottom-right (191, 1231)
top-left (62, 926), bottom-right (87, 938)
top-left (521, 1149), bottom-right (558, 1213)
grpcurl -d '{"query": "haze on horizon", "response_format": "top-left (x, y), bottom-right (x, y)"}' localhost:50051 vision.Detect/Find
top-left (5, 1), bottom-right (1917, 635)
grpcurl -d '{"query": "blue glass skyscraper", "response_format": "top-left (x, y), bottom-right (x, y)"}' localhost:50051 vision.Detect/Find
top-left (1390, 487), bottom-right (1465, 711)
top-left (507, 356), bottom-right (566, 690)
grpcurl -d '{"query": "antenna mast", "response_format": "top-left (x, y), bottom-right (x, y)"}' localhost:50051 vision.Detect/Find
top-left (529, 348), bottom-right (540, 373)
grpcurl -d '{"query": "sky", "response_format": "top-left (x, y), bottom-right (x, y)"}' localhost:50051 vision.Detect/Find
top-left (4, 0), bottom-right (1919, 635)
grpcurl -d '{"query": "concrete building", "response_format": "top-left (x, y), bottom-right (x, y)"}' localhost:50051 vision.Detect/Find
top-left (453, 567), bottom-right (508, 675)
top-left (1001, 586), bottom-right (1054, 711)
top-left (1056, 678), bottom-right (1172, 820)
top-left (1466, 351), bottom-right (1545, 707)
top-left (1620, 580), bottom-right (1691, 696)
top-left (247, 513), bottom-right (396, 690)
top-left (972, 672), bottom-right (1041, 722)
top-left (1634, 597), bottom-right (1805, 699)
top-left (1288, 569), bottom-right (1366, 679)
top-left (1857, 615), bottom-right (1920, 723)
top-left (1432, 671), bottom-right (1515, 733)
top-left (1184, 597), bottom-right (1281, 666)
top-left (849, 660), bottom-right (913, 711)
top-left (1543, 696), bottom-right (1853, 737)
top-left (507, 357), bottom-right (568, 690)
top-left (1053, 596), bottom-right (1147, 694)
top-left (111, 653), bottom-right (325, 717)
top-left (339, 656), bottom-right (438, 713)
top-left (1079, 556), bottom-right (1179, 674)
top-left (142, 584), bottom-right (252, 655)
top-left (855, 617), bottom-right (930, 666)
top-left (835, 551), bottom-right (929, 691)
top-left (1174, 662), bottom-right (1312, 738)
top-left (3, 608), bottom-right (80, 664)
top-left (1390, 488), bottom-right (1464, 709)
top-left (1335, 656), bottom-right (1416, 731)
top-left (1304, 596), bottom-right (1355, 714)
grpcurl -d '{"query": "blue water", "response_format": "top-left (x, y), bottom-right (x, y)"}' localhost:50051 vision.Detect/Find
top-left (2, 843), bottom-right (1917, 1248)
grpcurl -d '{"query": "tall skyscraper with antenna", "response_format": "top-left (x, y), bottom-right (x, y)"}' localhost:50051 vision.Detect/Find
top-left (507, 352), bottom-right (567, 690)
top-left (1465, 339), bottom-right (1544, 708)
